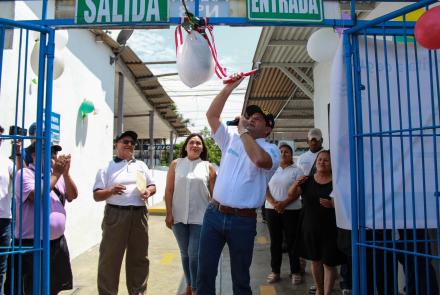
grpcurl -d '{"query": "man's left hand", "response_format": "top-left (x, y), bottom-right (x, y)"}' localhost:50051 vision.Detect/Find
top-left (140, 188), bottom-right (151, 201)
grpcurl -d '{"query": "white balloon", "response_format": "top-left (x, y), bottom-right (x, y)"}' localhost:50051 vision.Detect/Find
top-left (55, 30), bottom-right (69, 49)
top-left (177, 31), bottom-right (215, 88)
top-left (306, 28), bottom-right (339, 63)
top-left (30, 41), bottom-right (65, 80)
top-left (31, 30), bottom-right (41, 42)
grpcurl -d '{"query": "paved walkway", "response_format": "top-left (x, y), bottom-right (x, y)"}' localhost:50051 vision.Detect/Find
top-left (60, 214), bottom-right (344, 295)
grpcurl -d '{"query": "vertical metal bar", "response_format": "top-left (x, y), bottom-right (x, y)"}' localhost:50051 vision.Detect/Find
top-left (412, 37), bottom-right (431, 294)
top-left (42, 29), bottom-right (55, 295)
top-left (117, 72), bottom-right (124, 135)
top-left (362, 32), bottom-right (373, 295)
top-left (393, 34), bottom-right (409, 295)
top-left (33, 31), bottom-right (47, 295)
top-left (381, 29), bottom-right (399, 294)
top-left (42, 0), bottom-right (48, 20)
top-left (343, 33), bottom-right (359, 295)
top-left (402, 21), bottom-right (420, 295)
top-left (149, 110), bottom-right (154, 168)
top-left (434, 50), bottom-right (440, 288)
top-left (0, 26), bottom-right (5, 92)
top-left (353, 32), bottom-right (366, 295)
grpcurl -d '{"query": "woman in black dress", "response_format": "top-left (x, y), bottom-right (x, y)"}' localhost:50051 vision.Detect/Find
top-left (288, 150), bottom-right (343, 295)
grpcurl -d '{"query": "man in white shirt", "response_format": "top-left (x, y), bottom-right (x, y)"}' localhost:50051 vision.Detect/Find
top-left (297, 128), bottom-right (324, 176)
top-left (197, 75), bottom-right (280, 295)
top-left (93, 130), bottom-right (156, 295)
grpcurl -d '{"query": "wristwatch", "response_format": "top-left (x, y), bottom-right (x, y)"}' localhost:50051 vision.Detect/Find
top-left (238, 128), bottom-right (249, 136)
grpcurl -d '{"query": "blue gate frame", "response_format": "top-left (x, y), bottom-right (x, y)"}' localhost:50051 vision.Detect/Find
top-left (344, 1), bottom-right (440, 294)
top-left (0, 18), bottom-right (55, 295)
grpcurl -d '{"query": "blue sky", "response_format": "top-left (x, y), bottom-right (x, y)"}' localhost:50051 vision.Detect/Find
top-left (128, 26), bottom-right (261, 133)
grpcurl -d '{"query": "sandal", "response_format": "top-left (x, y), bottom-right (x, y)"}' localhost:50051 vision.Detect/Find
top-left (291, 273), bottom-right (303, 285)
top-left (266, 272), bottom-right (280, 283)
top-left (309, 285), bottom-right (317, 294)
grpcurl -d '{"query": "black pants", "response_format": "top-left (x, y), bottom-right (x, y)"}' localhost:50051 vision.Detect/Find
top-left (397, 229), bottom-right (439, 295)
top-left (4, 235), bottom-right (73, 295)
top-left (337, 228), bottom-right (352, 290)
top-left (266, 209), bottom-right (301, 274)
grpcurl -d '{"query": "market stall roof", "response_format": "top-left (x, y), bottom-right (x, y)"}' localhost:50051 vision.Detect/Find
top-left (91, 29), bottom-right (190, 139)
top-left (243, 26), bottom-right (317, 147)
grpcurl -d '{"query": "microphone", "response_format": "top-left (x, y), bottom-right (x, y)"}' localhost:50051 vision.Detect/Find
top-left (226, 118), bottom-right (239, 126)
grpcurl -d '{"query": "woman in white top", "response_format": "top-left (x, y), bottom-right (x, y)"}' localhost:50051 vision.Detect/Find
top-left (164, 134), bottom-right (216, 295)
top-left (265, 144), bottom-right (303, 285)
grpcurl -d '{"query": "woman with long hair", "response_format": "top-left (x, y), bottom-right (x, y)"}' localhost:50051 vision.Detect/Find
top-left (164, 134), bottom-right (216, 295)
top-left (265, 144), bottom-right (303, 285)
top-left (288, 150), bottom-right (344, 295)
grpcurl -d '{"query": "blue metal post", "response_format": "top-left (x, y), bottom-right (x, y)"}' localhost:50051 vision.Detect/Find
top-left (343, 33), bottom-right (360, 295)
top-left (33, 31), bottom-right (47, 295)
top-left (0, 27), bottom-right (4, 92)
top-left (42, 29), bottom-right (55, 295)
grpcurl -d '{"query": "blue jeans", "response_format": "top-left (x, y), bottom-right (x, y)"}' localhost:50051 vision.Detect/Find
top-left (172, 223), bottom-right (202, 290)
top-left (197, 203), bottom-right (257, 295)
top-left (0, 219), bottom-right (11, 294)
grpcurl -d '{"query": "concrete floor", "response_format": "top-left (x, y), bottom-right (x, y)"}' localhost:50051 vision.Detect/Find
top-left (60, 215), bottom-right (344, 295)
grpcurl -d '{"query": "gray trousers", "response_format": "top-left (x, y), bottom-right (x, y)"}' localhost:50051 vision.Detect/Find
top-left (98, 204), bottom-right (149, 295)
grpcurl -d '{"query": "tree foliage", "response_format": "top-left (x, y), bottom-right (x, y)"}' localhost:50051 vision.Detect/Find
top-left (172, 127), bottom-right (222, 165)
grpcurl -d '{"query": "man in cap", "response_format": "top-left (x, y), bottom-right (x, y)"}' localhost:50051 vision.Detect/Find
top-left (297, 128), bottom-right (324, 176)
top-left (93, 130), bottom-right (156, 295)
top-left (24, 122), bottom-right (37, 166)
top-left (197, 75), bottom-right (280, 295)
top-left (6, 141), bottom-right (78, 294)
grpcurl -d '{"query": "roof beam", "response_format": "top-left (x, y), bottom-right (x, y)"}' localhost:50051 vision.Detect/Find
top-left (268, 40), bottom-right (307, 46)
top-left (279, 67), bottom-right (313, 99)
top-left (291, 67), bottom-right (313, 88)
top-left (136, 76), bottom-right (158, 83)
top-left (114, 113), bottom-right (150, 119)
top-left (248, 97), bottom-right (313, 102)
top-left (260, 62), bottom-right (314, 68)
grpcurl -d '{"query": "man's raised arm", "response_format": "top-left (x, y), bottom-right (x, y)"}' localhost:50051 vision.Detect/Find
top-left (206, 75), bottom-right (244, 134)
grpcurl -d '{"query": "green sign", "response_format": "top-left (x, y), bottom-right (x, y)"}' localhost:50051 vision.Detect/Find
top-left (247, 0), bottom-right (323, 23)
top-left (75, 0), bottom-right (168, 24)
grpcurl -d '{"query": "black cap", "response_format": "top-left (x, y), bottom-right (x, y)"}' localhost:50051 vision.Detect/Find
top-left (115, 130), bottom-right (138, 142)
top-left (25, 142), bottom-right (62, 154)
top-left (245, 105), bottom-right (275, 129)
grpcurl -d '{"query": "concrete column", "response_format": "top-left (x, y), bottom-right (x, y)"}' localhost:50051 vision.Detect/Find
top-left (149, 110), bottom-right (154, 168)
top-left (169, 131), bottom-right (174, 164)
top-left (117, 72), bottom-right (124, 135)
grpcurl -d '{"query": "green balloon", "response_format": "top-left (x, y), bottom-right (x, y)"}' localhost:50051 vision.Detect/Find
top-left (80, 100), bottom-right (95, 118)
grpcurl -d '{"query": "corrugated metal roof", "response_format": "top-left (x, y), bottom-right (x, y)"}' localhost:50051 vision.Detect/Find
top-left (91, 29), bottom-right (190, 138)
top-left (244, 26), bottom-right (318, 146)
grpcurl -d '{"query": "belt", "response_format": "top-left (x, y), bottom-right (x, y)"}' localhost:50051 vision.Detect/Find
top-left (107, 204), bottom-right (147, 211)
top-left (211, 199), bottom-right (257, 218)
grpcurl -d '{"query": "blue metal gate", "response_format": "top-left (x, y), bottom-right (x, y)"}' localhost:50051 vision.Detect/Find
top-left (0, 18), bottom-right (55, 295)
top-left (344, 1), bottom-right (440, 294)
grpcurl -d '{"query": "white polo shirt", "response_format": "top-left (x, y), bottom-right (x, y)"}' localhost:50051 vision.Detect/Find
top-left (296, 148), bottom-right (323, 176)
top-left (212, 123), bottom-right (280, 209)
top-left (0, 155), bottom-right (13, 218)
top-left (93, 158), bottom-right (155, 206)
top-left (265, 164), bottom-right (302, 210)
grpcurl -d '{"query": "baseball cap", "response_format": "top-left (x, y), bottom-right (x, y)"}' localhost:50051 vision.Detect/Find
top-left (115, 130), bottom-right (138, 142)
top-left (245, 105), bottom-right (275, 129)
top-left (29, 122), bottom-right (37, 136)
top-left (25, 142), bottom-right (62, 154)
top-left (308, 128), bottom-right (322, 141)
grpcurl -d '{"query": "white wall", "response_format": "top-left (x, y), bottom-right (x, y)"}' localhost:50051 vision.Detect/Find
top-left (0, 2), bottom-right (116, 259)
top-left (312, 61), bottom-right (332, 150)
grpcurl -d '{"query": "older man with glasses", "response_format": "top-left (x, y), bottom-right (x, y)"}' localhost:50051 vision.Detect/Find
top-left (93, 130), bottom-right (156, 295)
